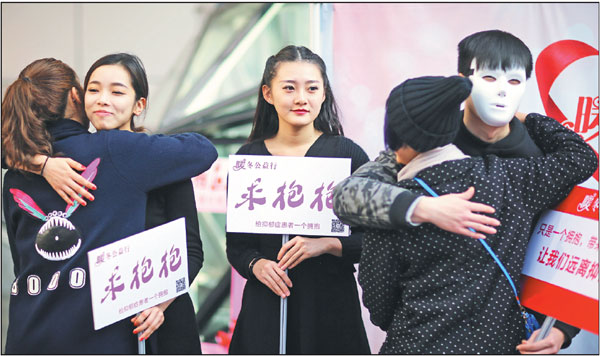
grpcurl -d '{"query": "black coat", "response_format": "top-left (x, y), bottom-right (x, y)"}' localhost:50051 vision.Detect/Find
top-left (145, 179), bottom-right (203, 354)
top-left (359, 114), bottom-right (597, 354)
top-left (226, 134), bottom-right (371, 354)
top-left (2, 120), bottom-right (216, 354)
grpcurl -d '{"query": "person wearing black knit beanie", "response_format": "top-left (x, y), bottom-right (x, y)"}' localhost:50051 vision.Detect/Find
top-left (356, 74), bottom-right (596, 354)
top-left (334, 31), bottom-right (582, 352)
top-left (384, 75), bottom-right (472, 153)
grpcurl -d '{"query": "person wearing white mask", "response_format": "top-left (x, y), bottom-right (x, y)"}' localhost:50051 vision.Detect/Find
top-left (357, 74), bottom-right (596, 355)
top-left (467, 58), bottom-right (527, 128)
top-left (333, 29), bottom-right (580, 354)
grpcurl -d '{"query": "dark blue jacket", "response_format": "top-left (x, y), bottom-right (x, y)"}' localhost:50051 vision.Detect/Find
top-left (2, 119), bottom-right (217, 354)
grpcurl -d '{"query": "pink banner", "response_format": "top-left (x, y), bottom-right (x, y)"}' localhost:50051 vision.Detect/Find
top-left (191, 158), bottom-right (227, 213)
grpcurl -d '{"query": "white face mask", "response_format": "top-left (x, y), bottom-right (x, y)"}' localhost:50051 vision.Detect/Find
top-left (469, 59), bottom-right (527, 127)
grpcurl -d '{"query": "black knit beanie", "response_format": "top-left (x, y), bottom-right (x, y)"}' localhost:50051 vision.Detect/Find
top-left (384, 75), bottom-right (472, 152)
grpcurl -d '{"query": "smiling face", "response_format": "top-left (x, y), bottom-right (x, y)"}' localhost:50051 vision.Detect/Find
top-left (84, 64), bottom-right (145, 131)
top-left (262, 61), bottom-right (326, 132)
top-left (467, 59), bottom-right (527, 127)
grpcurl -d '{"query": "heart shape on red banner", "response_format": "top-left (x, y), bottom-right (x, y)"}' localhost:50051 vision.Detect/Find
top-left (536, 40), bottom-right (599, 181)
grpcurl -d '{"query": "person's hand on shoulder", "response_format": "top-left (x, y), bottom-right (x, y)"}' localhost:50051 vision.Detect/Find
top-left (515, 112), bottom-right (528, 122)
top-left (42, 157), bottom-right (96, 205)
top-left (411, 187), bottom-right (500, 239)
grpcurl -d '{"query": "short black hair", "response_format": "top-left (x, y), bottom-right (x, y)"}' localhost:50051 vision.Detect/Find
top-left (458, 30), bottom-right (533, 79)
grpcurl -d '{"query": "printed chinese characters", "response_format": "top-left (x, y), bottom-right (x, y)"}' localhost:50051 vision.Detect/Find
top-left (272, 180), bottom-right (304, 210)
top-left (118, 289), bottom-right (169, 315)
top-left (130, 257), bottom-right (153, 290)
top-left (101, 266), bottom-right (125, 303)
top-left (535, 223), bottom-right (598, 281)
top-left (536, 246), bottom-right (598, 281)
top-left (235, 178), bottom-right (335, 212)
top-left (232, 158), bottom-right (278, 171)
top-left (100, 245), bottom-right (182, 304)
top-left (159, 245), bottom-right (182, 278)
top-left (254, 220), bottom-right (321, 230)
top-left (234, 178), bottom-right (266, 211)
top-left (95, 245), bottom-right (131, 266)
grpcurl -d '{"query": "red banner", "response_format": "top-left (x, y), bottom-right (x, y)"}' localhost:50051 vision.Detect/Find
top-left (553, 186), bottom-right (599, 220)
top-left (520, 40), bottom-right (599, 335)
top-left (536, 40), bottom-right (599, 182)
top-left (521, 275), bottom-right (598, 334)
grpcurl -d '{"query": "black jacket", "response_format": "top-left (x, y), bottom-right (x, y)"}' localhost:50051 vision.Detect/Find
top-left (226, 134), bottom-right (371, 354)
top-left (3, 119), bottom-right (217, 354)
top-left (145, 180), bottom-right (203, 354)
top-left (359, 114), bottom-right (597, 354)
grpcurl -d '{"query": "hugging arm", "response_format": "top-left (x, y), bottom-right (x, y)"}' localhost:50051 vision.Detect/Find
top-left (512, 113), bottom-right (597, 210)
top-left (4, 154), bottom-right (96, 206)
top-left (333, 150), bottom-right (413, 229)
top-left (4, 131), bottom-right (217, 206)
top-left (333, 150), bottom-right (499, 238)
top-left (108, 131), bottom-right (217, 193)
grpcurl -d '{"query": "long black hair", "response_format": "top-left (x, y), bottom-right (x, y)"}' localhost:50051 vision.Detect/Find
top-left (247, 45), bottom-right (343, 142)
top-left (83, 53), bottom-right (149, 132)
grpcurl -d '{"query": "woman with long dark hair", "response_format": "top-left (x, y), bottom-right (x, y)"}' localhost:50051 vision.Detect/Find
top-left (81, 53), bottom-right (204, 354)
top-left (226, 45), bottom-right (370, 354)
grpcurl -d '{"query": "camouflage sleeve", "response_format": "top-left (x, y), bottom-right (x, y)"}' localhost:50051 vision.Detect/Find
top-left (333, 150), bottom-right (419, 229)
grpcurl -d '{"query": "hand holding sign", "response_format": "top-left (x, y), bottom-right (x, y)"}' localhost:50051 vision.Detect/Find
top-left (277, 236), bottom-right (342, 270)
top-left (516, 327), bottom-right (565, 354)
top-left (253, 259), bottom-right (292, 298)
top-left (88, 218), bottom-right (189, 331)
top-left (131, 298), bottom-right (174, 341)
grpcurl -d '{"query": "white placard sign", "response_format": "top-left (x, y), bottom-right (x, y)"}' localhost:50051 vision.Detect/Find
top-left (227, 155), bottom-right (351, 237)
top-left (88, 218), bottom-right (189, 330)
top-left (521, 210), bottom-right (598, 300)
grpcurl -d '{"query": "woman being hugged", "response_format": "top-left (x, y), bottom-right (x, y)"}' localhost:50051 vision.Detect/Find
top-left (1, 58), bottom-right (216, 354)
top-left (7, 53), bottom-right (205, 354)
top-left (83, 53), bottom-right (202, 354)
top-left (226, 45), bottom-right (370, 354)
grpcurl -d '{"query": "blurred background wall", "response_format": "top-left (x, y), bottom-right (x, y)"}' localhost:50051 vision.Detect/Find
top-left (1, 3), bottom-right (216, 131)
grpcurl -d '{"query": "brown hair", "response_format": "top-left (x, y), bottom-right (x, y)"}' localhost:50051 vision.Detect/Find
top-left (1, 58), bottom-right (84, 172)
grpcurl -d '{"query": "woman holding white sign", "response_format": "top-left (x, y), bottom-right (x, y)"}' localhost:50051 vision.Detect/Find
top-left (6, 53), bottom-right (206, 354)
top-left (226, 45), bottom-right (371, 354)
top-left (80, 53), bottom-right (204, 354)
top-left (2, 57), bottom-right (216, 354)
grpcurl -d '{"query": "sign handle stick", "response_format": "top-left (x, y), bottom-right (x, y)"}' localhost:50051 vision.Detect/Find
top-left (535, 316), bottom-right (556, 341)
top-left (138, 338), bottom-right (146, 354)
top-left (137, 312), bottom-right (146, 354)
top-left (279, 234), bottom-right (289, 354)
